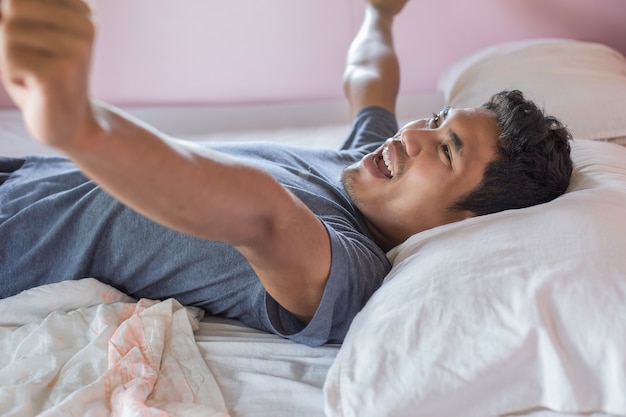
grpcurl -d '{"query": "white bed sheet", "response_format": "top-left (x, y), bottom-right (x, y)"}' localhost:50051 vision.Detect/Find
top-left (0, 278), bottom-right (338, 417)
top-left (196, 318), bottom-right (339, 417)
top-left (0, 279), bottom-right (230, 417)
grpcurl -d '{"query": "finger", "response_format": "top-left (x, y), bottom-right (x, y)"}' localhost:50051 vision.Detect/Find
top-left (2, 19), bottom-right (93, 60)
top-left (0, 0), bottom-right (95, 65)
top-left (2, 0), bottom-right (93, 18)
top-left (0, 0), bottom-right (94, 94)
top-left (49, 0), bottom-right (93, 16)
top-left (1, 0), bottom-right (94, 38)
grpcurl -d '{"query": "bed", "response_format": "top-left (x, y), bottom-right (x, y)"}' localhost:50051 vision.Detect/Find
top-left (2, 38), bottom-right (626, 417)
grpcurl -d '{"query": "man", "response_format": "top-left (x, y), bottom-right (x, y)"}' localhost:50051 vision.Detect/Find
top-left (0, 0), bottom-right (571, 346)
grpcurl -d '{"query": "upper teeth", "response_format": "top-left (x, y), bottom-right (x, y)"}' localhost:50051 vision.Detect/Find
top-left (382, 146), bottom-right (393, 176)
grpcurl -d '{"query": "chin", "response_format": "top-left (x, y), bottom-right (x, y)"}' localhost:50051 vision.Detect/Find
top-left (341, 166), bottom-right (358, 198)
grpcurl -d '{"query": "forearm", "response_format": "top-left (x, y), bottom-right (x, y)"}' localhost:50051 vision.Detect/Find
top-left (343, 4), bottom-right (401, 117)
top-left (62, 102), bottom-right (283, 246)
top-left (346, 6), bottom-right (397, 77)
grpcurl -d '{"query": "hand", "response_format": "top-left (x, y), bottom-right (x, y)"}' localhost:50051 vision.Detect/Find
top-left (367, 0), bottom-right (409, 17)
top-left (0, 0), bottom-right (97, 149)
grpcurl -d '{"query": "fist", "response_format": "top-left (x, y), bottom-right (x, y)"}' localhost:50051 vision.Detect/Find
top-left (368, 0), bottom-right (410, 16)
top-left (0, 0), bottom-right (96, 148)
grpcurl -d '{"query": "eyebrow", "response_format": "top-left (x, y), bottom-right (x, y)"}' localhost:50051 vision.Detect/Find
top-left (442, 106), bottom-right (464, 157)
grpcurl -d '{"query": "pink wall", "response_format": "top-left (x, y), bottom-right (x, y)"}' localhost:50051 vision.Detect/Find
top-left (0, 0), bottom-right (624, 108)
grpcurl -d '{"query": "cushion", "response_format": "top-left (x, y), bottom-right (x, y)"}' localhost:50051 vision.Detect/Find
top-left (437, 39), bottom-right (626, 141)
top-left (324, 140), bottom-right (626, 417)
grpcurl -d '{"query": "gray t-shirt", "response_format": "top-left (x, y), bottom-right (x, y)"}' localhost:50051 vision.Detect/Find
top-left (0, 106), bottom-right (398, 346)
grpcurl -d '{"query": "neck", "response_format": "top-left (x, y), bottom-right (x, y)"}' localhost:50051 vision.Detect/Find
top-left (364, 217), bottom-right (398, 253)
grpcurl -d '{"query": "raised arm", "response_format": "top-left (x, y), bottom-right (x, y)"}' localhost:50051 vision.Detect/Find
top-left (0, 0), bottom-right (330, 323)
top-left (344, 0), bottom-right (409, 119)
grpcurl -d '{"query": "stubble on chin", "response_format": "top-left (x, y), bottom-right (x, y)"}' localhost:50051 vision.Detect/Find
top-left (341, 164), bottom-right (361, 207)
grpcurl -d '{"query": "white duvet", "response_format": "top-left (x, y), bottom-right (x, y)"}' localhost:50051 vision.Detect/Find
top-left (0, 279), bottom-right (229, 417)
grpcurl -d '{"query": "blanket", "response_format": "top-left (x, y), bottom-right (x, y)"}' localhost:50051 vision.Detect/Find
top-left (0, 279), bottom-right (229, 417)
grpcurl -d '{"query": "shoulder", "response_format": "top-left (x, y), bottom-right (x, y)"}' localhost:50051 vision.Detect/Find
top-left (340, 106), bottom-right (399, 151)
top-left (265, 217), bottom-right (391, 346)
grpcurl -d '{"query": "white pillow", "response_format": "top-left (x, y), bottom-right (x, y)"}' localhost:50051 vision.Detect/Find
top-left (324, 140), bottom-right (626, 417)
top-left (438, 39), bottom-right (626, 141)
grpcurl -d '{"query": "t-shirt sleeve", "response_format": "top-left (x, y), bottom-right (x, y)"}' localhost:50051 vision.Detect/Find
top-left (260, 106), bottom-right (396, 346)
top-left (264, 215), bottom-right (391, 347)
top-left (339, 106), bottom-right (399, 151)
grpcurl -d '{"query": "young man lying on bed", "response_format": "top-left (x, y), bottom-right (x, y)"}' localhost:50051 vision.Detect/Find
top-left (0, 0), bottom-right (572, 346)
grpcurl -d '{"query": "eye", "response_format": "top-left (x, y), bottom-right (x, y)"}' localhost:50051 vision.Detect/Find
top-left (430, 113), bottom-right (440, 128)
top-left (441, 144), bottom-right (452, 163)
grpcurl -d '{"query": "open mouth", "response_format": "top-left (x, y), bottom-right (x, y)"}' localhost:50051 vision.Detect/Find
top-left (374, 145), bottom-right (394, 178)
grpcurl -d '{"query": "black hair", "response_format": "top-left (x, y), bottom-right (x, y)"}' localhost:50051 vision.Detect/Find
top-left (453, 90), bottom-right (573, 215)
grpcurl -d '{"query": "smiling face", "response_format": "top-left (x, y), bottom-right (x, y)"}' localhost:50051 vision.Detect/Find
top-left (342, 106), bottom-right (500, 250)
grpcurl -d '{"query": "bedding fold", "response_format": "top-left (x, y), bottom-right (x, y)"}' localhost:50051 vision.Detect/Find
top-left (0, 279), bottom-right (229, 417)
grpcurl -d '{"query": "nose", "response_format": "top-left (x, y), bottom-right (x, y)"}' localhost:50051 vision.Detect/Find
top-left (399, 125), bottom-right (434, 157)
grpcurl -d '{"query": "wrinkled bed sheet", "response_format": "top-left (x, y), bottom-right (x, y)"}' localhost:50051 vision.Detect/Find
top-left (0, 279), bottom-right (229, 417)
